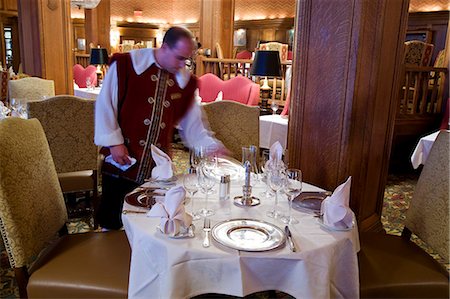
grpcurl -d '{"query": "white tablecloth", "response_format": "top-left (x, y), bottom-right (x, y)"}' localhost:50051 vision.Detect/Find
top-left (259, 115), bottom-right (288, 149)
top-left (122, 179), bottom-right (360, 299)
top-left (74, 86), bottom-right (101, 100)
top-left (411, 131), bottom-right (440, 169)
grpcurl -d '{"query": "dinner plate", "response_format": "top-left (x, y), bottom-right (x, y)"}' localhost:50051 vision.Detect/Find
top-left (211, 219), bottom-right (285, 251)
top-left (292, 192), bottom-right (329, 214)
top-left (317, 213), bottom-right (355, 232)
top-left (124, 188), bottom-right (155, 208)
top-left (205, 157), bottom-right (245, 182)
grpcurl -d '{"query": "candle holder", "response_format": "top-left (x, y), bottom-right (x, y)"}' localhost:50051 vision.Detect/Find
top-left (234, 160), bottom-right (260, 207)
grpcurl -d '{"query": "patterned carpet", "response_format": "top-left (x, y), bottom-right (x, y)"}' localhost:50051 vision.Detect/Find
top-left (0, 153), bottom-right (448, 297)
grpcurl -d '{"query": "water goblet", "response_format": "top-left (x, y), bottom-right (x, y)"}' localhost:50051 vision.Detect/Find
top-left (271, 101), bottom-right (279, 115)
top-left (197, 165), bottom-right (216, 217)
top-left (266, 168), bottom-right (286, 218)
top-left (259, 149), bottom-right (274, 198)
top-left (183, 171), bottom-right (201, 221)
top-left (86, 77), bottom-right (92, 90)
top-left (281, 169), bottom-right (302, 224)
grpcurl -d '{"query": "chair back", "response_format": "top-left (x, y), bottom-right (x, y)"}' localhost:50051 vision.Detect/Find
top-left (404, 40), bottom-right (434, 67)
top-left (259, 42), bottom-right (289, 62)
top-left (202, 101), bottom-right (260, 160)
top-left (8, 77), bottom-right (55, 102)
top-left (73, 64), bottom-right (98, 88)
top-left (0, 118), bottom-right (67, 268)
top-left (405, 130), bottom-right (449, 263)
top-left (27, 95), bottom-right (98, 173)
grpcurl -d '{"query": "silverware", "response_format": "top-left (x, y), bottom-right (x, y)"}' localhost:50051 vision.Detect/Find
top-left (202, 218), bottom-right (211, 248)
top-left (285, 226), bottom-right (297, 252)
top-left (122, 210), bottom-right (148, 215)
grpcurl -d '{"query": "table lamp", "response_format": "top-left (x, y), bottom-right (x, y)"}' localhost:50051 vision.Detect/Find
top-left (90, 47), bottom-right (108, 87)
top-left (250, 50), bottom-right (282, 112)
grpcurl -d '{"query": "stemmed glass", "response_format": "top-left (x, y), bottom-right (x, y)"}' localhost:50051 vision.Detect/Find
top-left (86, 77), bottom-right (93, 90)
top-left (281, 169), bottom-right (302, 224)
top-left (271, 101), bottom-right (279, 115)
top-left (10, 98), bottom-right (26, 119)
top-left (259, 150), bottom-right (274, 198)
top-left (183, 169), bottom-right (201, 221)
top-left (197, 163), bottom-right (216, 217)
top-left (267, 168), bottom-right (286, 218)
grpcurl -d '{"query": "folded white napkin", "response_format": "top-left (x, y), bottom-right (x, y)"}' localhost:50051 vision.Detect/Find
top-left (151, 144), bottom-right (174, 180)
top-left (194, 88), bottom-right (202, 104)
top-left (147, 186), bottom-right (192, 236)
top-left (215, 91), bottom-right (223, 102)
top-left (265, 141), bottom-right (284, 170)
top-left (320, 177), bottom-right (353, 229)
top-left (105, 155), bottom-right (137, 171)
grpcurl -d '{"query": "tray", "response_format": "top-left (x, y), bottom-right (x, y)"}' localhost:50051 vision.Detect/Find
top-left (292, 192), bottom-right (329, 214)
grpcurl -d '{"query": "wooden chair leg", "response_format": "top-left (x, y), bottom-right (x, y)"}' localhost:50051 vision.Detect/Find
top-left (14, 266), bottom-right (29, 299)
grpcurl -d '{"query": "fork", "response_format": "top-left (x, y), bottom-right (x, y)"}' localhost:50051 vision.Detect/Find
top-left (202, 218), bottom-right (211, 248)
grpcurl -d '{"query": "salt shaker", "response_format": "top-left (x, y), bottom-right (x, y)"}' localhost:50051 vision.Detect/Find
top-left (219, 174), bottom-right (230, 200)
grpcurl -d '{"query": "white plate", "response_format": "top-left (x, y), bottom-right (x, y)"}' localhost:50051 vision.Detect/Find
top-left (205, 158), bottom-right (245, 182)
top-left (211, 219), bottom-right (285, 251)
top-left (317, 214), bottom-right (355, 232)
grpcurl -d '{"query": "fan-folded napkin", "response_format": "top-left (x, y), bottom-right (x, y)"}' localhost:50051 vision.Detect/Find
top-left (105, 155), bottom-right (136, 171)
top-left (266, 141), bottom-right (284, 170)
top-left (151, 144), bottom-right (174, 180)
top-left (320, 177), bottom-right (353, 229)
top-left (147, 186), bottom-right (192, 236)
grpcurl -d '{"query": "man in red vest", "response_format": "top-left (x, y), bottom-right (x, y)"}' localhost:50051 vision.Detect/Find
top-left (95, 27), bottom-right (222, 229)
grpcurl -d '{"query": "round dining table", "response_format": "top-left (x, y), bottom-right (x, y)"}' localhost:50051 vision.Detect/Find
top-left (122, 173), bottom-right (360, 299)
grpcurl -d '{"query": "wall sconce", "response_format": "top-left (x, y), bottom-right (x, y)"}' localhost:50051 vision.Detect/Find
top-left (90, 47), bottom-right (108, 87)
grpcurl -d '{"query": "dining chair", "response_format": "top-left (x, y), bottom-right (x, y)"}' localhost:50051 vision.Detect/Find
top-left (202, 100), bottom-right (260, 161)
top-left (0, 118), bottom-right (130, 298)
top-left (359, 130), bottom-right (449, 298)
top-left (8, 77), bottom-right (55, 102)
top-left (27, 95), bottom-right (99, 228)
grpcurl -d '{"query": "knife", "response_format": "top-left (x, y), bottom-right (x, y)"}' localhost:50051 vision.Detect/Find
top-left (285, 226), bottom-right (297, 252)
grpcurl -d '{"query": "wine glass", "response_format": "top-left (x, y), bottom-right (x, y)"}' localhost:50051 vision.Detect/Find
top-left (271, 101), bottom-right (279, 115)
top-left (267, 168), bottom-right (286, 218)
top-left (86, 77), bottom-right (92, 90)
top-left (183, 170), bottom-right (201, 221)
top-left (197, 165), bottom-right (215, 217)
top-left (259, 149), bottom-right (274, 198)
top-left (281, 169), bottom-right (302, 224)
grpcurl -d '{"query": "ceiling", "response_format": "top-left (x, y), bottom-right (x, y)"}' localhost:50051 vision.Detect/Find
top-left (71, 0), bottom-right (449, 24)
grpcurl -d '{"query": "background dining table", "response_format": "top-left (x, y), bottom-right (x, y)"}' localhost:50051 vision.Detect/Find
top-left (122, 176), bottom-right (360, 299)
top-left (259, 114), bottom-right (288, 150)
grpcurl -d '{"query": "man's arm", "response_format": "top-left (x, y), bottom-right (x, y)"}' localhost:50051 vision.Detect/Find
top-left (178, 103), bottom-right (226, 153)
top-left (94, 62), bottom-right (131, 165)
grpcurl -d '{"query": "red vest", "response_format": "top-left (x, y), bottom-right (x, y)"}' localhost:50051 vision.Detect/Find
top-left (102, 53), bottom-right (196, 183)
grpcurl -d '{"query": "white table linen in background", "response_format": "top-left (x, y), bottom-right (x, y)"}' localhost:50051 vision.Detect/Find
top-left (73, 86), bottom-right (101, 100)
top-left (122, 178), bottom-right (360, 299)
top-left (259, 115), bottom-right (288, 149)
top-left (411, 131), bottom-right (439, 169)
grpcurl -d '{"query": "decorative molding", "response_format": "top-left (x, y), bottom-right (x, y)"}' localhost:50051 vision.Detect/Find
top-left (47, 0), bottom-right (59, 11)
top-left (234, 18), bottom-right (294, 29)
top-left (116, 21), bottom-right (159, 29)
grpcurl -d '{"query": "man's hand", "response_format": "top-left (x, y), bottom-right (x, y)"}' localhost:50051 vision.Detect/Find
top-left (109, 144), bottom-right (131, 165)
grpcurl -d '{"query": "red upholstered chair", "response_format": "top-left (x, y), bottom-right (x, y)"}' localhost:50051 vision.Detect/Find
top-left (236, 50), bottom-right (252, 59)
top-left (288, 51), bottom-right (293, 60)
top-left (73, 64), bottom-right (97, 88)
top-left (281, 90), bottom-right (291, 116)
top-left (198, 73), bottom-right (260, 106)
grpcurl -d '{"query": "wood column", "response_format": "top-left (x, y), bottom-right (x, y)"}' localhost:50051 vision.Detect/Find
top-left (288, 0), bottom-right (409, 231)
top-left (200, 0), bottom-right (234, 58)
top-left (18, 0), bottom-right (73, 95)
top-left (84, 0), bottom-right (110, 51)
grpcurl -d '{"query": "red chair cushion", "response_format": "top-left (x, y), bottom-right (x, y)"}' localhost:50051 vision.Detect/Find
top-left (236, 50), bottom-right (252, 59)
top-left (198, 73), bottom-right (260, 106)
top-left (73, 64), bottom-right (97, 88)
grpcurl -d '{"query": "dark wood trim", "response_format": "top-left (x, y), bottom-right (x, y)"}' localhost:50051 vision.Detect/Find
top-left (408, 11), bottom-right (450, 25)
top-left (234, 18), bottom-right (294, 29)
top-left (0, 9), bottom-right (17, 16)
top-left (289, 0), bottom-right (409, 232)
top-left (116, 21), bottom-right (159, 29)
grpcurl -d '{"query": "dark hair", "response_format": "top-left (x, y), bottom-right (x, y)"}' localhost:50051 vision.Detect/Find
top-left (163, 27), bottom-right (194, 49)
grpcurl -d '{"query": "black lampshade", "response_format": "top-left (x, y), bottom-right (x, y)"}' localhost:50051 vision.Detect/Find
top-left (250, 50), bottom-right (282, 77)
top-left (90, 48), bottom-right (109, 65)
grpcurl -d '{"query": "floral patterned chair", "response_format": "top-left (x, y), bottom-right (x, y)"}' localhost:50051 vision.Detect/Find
top-left (259, 42), bottom-right (289, 62)
top-left (27, 95), bottom-right (99, 228)
top-left (0, 118), bottom-right (130, 298)
top-left (404, 40), bottom-right (434, 67)
top-left (9, 77), bottom-right (55, 102)
top-left (359, 130), bottom-right (449, 298)
top-left (202, 100), bottom-right (260, 160)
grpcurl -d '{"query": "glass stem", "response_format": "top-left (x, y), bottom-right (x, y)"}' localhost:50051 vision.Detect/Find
top-left (274, 191), bottom-right (278, 214)
top-left (191, 193), bottom-right (195, 214)
top-left (205, 191), bottom-right (208, 211)
top-left (288, 195), bottom-right (292, 223)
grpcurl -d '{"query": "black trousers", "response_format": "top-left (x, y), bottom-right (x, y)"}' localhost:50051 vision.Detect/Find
top-left (96, 174), bottom-right (139, 229)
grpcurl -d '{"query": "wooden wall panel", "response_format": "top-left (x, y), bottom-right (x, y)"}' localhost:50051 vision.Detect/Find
top-left (5, 0), bottom-right (16, 11)
top-left (18, 0), bottom-right (73, 95)
top-left (289, 0), bottom-right (409, 231)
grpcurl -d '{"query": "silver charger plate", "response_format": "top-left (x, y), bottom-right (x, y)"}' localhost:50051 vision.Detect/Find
top-left (211, 219), bottom-right (285, 251)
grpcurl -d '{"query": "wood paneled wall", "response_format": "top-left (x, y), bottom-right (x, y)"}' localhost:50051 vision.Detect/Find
top-left (18, 0), bottom-right (73, 95)
top-left (289, 0), bottom-right (409, 231)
